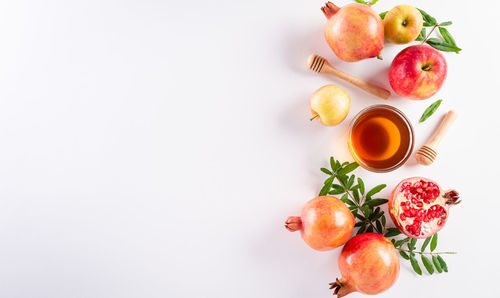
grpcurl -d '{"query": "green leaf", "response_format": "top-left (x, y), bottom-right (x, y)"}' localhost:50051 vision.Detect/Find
top-left (430, 234), bottom-right (438, 252)
top-left (330, 157), bottom-right (337, 171)
top-left (439, 21), bottom-right (452, 26)
top-left (381, 215), bottom-right (386, 226)
top-left (366, 225), bottom-right (374, 233)
top-left (361, 205), bottom-right (371, 218)
top-left (323, 176), bottom-right (334, 185)
top-left (357, 178), bottom-right (365, 194)
top-left (376, 220), bottom-right (383, 233)
top-left (366, 199), bottom-right (388, 208)
top-left (369, 210), bottom-right (383, 221)
top-left (347, 175), bottom-right (355, 189)
top-left (432, 255), bottom-right (443, 273)
top-left (384, 228), bottom-right (401, 237)
top-left (426, 38), bottom-right (462, 53)
top-left (329, 184), bottom-right (345, 195)
top-left (409, 238), bottom-right (417, 250)
top-left (421, 255), bottom-right (434, 274)
top-left (336, 161), bottom-right (341, 171)
top-left (354, 222), bottom-right (364, 227)
top-left (354, 0), bottom-right (369, 5)
top-left (337, 174), bottom-right (348, 187)
top-left (319, 178), bottom-right (333, 196)
top-left (355, 213), bottom-right (366, 221)
top-left (423, 22), bottom-right (435, 27)
top-left (438, 27), bottom-right (456, 46)
top-left (395, 237), bottom-right (410, 247)
top-left (341, 193), bottom-right (356, 206)
top-left (419, 99), bottom-right (442, 123)
top-left (338, 162), bottom-right (359, 175)
top-left (410, 255), bottom-right (423, 275)
top-left (366, 184), bottom-right (386, 197)
top-left (379, 11), bottom-right (388, 20)
top-left (344, 198), bottom-right (357, 207)
top-left (357, 224), bottom-right (367, 235)
top-left (399, 251), bottom-right (410, 260)
top-left (421, 237), bottom-right (432, 252)
top-left (341, 161), bottom-right (349, 167)
top-left (353, 188), bottom-right (360, 204)
top-left (417, 8), bottom-right (437, 26)
top-left (321, 168), bottom-right (332, 175)
top-left (415, 27), bottom-right (426, 41)
top-left (437, 255), bottom-right (448, 272)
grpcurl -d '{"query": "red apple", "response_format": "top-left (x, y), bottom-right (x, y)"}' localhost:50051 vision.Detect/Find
top-left (389, 45), bottom-right (447, 100)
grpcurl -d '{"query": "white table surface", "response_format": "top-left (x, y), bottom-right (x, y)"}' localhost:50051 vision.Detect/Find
top-left (0, 0), bottom-right (498, 297)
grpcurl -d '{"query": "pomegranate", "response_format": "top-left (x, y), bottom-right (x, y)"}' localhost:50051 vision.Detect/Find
top-left (285, 196), bottom-right (354, 251)
top-left (388, 177), bottom-right (460, 239)
top-left (321, 2), bottom-right (384, 62)
top-left (329, 233), bottom-right (399, 297)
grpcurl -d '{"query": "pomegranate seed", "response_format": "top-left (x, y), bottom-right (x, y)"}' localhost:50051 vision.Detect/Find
top-left (437, 219), bottom-right (443, 225)
top-left (411, 198), bottom-right (417, 204)
top-left (400, 214), bottom-right (406, 221)
top-left (416, 201), bottom-right (424, 208)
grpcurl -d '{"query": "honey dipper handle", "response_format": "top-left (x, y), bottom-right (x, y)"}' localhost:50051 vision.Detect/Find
top-left (321, 64), bottom-right (391, 99)
top-left (426, 110), bottom-right (458, 149)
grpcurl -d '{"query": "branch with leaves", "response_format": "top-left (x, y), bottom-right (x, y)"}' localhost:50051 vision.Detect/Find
top-left (320, 157), bottom-right (456, 275)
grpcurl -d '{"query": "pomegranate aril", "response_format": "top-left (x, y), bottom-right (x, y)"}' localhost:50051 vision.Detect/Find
top-left (416, 201), bottom-right (424, 208)
top-left (400, 214), bottom-right (406, 221)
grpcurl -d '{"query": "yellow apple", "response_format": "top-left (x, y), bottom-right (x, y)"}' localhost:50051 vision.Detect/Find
top-left (384, 5), bottom-right (423, 44)
top-left (310, 85), bottom-right (350, 126)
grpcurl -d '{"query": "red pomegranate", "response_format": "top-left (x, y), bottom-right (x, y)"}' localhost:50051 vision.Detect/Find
top-left (321, 2), bottom-right (384, 62)
top-left (285, 196), bottom-right (354, 251)
top-left (388, 177), bottom-right (460, 239)
top-left (329, 233), bottom-right (399, 297)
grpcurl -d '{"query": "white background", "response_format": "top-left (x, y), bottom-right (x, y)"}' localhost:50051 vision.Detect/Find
top-left (0, 0), bottom-right (498, 297)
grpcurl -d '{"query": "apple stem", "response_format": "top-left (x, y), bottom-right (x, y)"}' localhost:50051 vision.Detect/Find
top-left (310, 114), bottom-right (319, 121)
top-left (421, 24), bottom-right (439, 44)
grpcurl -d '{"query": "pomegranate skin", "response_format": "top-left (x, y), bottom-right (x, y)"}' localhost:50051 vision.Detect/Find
top-left (285, 196), bottom-right (354, 251)
top-left (388, 177), bottom-right (460, 239)
top-left (330, 233), bottom-right (400, 297)
top-left (323, 2), bottom-right (384, 62)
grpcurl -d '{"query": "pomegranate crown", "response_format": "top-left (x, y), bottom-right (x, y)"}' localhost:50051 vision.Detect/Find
top-left (321, 2), bottom-right (340, 19)
top-left (444, 190), bottom-right (460, 205)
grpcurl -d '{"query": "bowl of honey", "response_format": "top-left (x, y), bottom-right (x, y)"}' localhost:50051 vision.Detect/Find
top-left (348, 105), bottom-right (414, 172)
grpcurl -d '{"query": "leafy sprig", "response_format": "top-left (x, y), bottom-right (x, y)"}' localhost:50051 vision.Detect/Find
top-left (379, 8), bottom-right (461, 53)
top-left (419, 99), bottom-right (442, 123)
top-left (320, 157), bottom-right (457, 275)
top-left (417, 8), bottom-right (461, 53)
top-left (394, 234), bottom-right (455, 275)
top-left (319, 157), bottom-right (388, 235)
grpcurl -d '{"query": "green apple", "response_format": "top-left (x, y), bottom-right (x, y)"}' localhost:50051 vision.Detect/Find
top-left (384, 5), bottom-right (423, 44)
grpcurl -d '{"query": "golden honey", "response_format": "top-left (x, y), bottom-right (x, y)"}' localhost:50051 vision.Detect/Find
top-left (348, 105), bottom-right (414, 172)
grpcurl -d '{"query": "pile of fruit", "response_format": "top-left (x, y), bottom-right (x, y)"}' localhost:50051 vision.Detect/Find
top-left (286, 1), bottom-right (461, 297)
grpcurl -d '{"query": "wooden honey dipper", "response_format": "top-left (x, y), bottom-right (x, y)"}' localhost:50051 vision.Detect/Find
top-left (416, 110), bottom-right (458, 166)
top-left (306, 54), bottom-right (391, 99)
